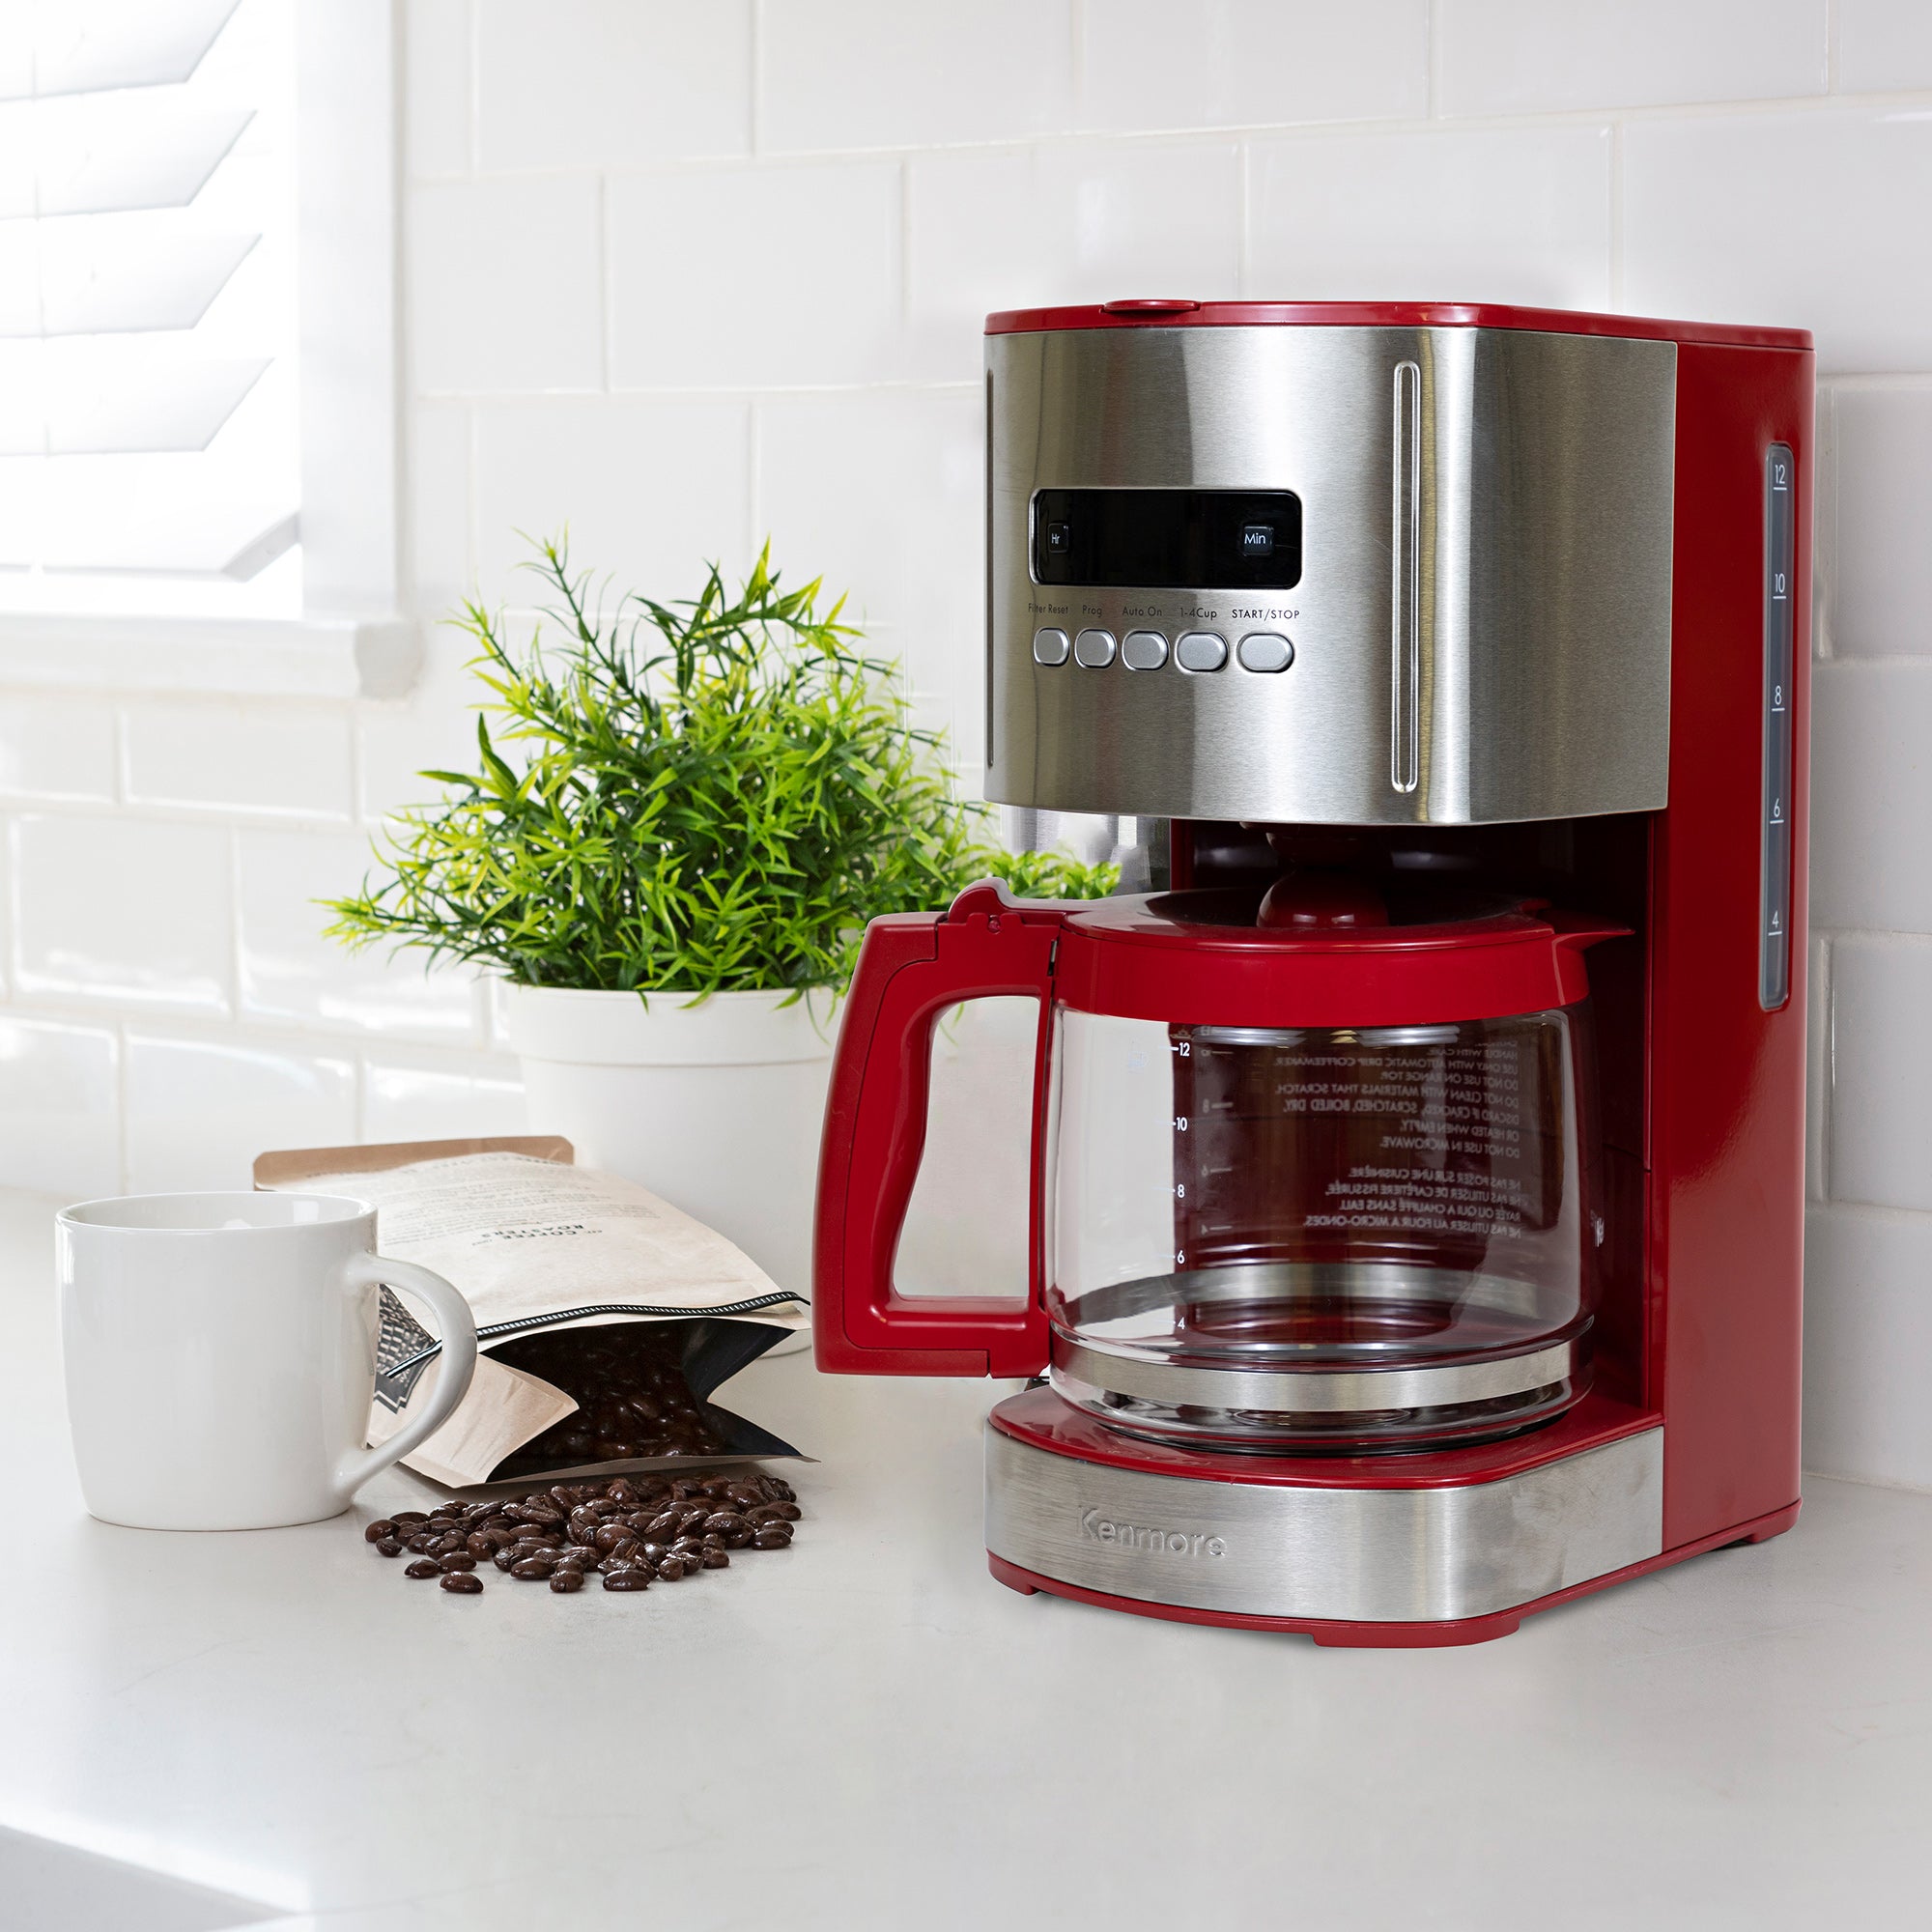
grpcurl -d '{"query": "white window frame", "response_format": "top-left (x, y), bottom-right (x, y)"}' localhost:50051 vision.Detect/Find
top-left (0, 0), bottom-right (415, 698)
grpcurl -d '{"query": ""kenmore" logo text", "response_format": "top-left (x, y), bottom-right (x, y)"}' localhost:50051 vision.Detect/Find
top-left (1081, 1508), bottom-right (1226, 1559)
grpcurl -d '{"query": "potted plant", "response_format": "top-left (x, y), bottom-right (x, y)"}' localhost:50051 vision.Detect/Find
top-left (324, 538), bottom-right (1114, 1296)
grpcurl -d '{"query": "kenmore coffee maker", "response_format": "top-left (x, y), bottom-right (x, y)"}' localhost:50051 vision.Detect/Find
top-left (814, 300), bottom-right (1811, 1645)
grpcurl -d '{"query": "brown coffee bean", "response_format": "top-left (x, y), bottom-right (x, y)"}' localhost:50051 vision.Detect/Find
top-left (431, 1532), bottom-right (466, 1556)
top-left (750, 1502), bottom-right (803, 1523)
top-left (374, 1537), bottom-right (405, 1558)
top-left (392, 1511), bottom-right (429, 1527)
top-left (440, 1572), bottom-right (484, 1594)
top-left (465, 1532), bottom-right (497, 1560)
top-left (550, 1569), bottom-right (584, 1593)
top-left (364, 1519), bottom-right (398, 1543)
top-left (591, 1523), bottom-right (631, 1554)
top-left (404, 1558), bottom-right (440, 1579)
top-left (406, 1532), bottom-right (436, 1553)
top-left (701, 1511), bottom-right (748, 1535)
top-left (606, 1478), bottom-right (641, 1506)
top-left (437, 1551), bottom-right (476, 1573)
top-left (751, 1528), bottom-right (792, 1549)
top-left (493, 1548), bottom-right (519, 1572)
top-left (698, 1548), bottom-right (729, 1569)
top-left (655, 1555), bottom-right (692, 1580)
top-left (602, 1570), bottom-right (650, 1592)
top-left (724, 1484), bottom-right (764, 1509)
top-left (509, 1557), bottom-right (554, 1580)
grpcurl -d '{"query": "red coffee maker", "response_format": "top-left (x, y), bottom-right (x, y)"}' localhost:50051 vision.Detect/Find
top-left (814, 300), bottom-right (1811, 1646)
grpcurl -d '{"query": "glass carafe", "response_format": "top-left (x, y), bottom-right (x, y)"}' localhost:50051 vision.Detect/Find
top-left (813, 876), bottom-right (1620, 1455)
top-left (1048, 1002), bottom-right (1600, 1450)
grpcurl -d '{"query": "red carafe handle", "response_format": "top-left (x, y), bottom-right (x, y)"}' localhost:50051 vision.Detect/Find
top-left (813, 881), bottom-right (1065, 1376)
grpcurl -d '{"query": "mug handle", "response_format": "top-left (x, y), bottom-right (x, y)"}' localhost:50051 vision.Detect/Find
top-left (331, 1252), bottom-right (479, 1505)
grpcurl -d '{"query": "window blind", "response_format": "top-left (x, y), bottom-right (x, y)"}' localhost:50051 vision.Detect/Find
top-left (0, 0), bottom-right (299, 615)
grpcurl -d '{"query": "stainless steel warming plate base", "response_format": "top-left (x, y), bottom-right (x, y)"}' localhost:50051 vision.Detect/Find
top-left (982, 1389), bottom-right (1688, 1644)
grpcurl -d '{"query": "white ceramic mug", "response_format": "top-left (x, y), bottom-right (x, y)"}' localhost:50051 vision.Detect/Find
top-left (57, 1191), bottom-right (478, 1531)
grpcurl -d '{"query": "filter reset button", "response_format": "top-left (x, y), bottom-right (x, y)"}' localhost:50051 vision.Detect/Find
top-left (1033, 626), bottom-right (1071, 666)
top-left (1237, 632), bottom-right (1293, 673)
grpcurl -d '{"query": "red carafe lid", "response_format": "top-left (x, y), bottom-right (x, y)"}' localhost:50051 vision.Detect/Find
top-left (989, 873), bottom-right (1632, 1028)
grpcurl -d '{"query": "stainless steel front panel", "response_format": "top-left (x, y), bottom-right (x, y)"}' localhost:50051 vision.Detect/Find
top-left (986, 325), bottom-right (1677, 825)
top-left (984, 1424), bottom-right (1664, 1622)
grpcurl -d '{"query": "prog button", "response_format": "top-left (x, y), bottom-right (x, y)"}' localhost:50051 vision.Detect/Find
top-left (1176, 631), bottom-right (1228, 672)
top-left (1074, 627), bottom-right (1117, 668)
top-left (1237, 632), bottom-right (1293, 672)
top-left (1032, 626), bottom-right (1070, 666)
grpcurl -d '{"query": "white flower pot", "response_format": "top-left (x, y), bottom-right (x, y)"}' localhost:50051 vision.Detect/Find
top-left (505, 984), bottom-right (838, 1300)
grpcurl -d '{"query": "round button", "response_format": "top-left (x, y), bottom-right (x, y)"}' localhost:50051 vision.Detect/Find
top-left (1122, 629), bottom-right (1169, 670)
top-left (1074, 628), bottom-right (1117, 668)
top-left (1032, 626), bottom-right (1070, 667)
top-left (1237, 632), bottom-right (1293, 673)
top-left (1176, 631), bottom-right (1228, 672)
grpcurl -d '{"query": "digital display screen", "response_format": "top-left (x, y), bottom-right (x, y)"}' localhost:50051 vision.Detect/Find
top-left (1032, 488), bottom-right (1303, 589)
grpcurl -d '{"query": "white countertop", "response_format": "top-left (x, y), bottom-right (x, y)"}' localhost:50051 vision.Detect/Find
top-left (4, 1184), bottom-right (1929, 1932)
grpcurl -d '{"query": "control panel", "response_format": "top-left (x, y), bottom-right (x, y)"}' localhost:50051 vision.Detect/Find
top-left (1760, 443), bottom-right (1795, 1010)
top-left (1033, 623), bottom-right (1293, 676)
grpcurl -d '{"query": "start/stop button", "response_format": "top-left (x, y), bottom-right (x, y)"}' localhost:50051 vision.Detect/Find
top-left (1237, 633), bottom-right (1293, 673)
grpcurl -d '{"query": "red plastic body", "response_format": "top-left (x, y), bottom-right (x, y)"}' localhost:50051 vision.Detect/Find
top-left (985, 298), bottom-right (1810, 352)
top-left (810, 302), bottom-right (1813, 1642)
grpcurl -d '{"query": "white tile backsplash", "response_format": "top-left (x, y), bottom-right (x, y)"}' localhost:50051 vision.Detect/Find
top-left (0, 696), bottom-right (115, 803)
top-left (1, 0), bottom-right (1930, 1491)
top-left (124, 1031), bottom-right (356, 1193)
top-left (474, 396), bottom-right (753, 602)
top-left (756, 387), bottom-right (982, 680)
top-left (355, 628), bottom-right (492, 825)
top-left (12, 815), bottom-right (232, 1015)
top-left (410, 402), bottom-right (473, 615)
top-left (1809, 662), bottom-right (1932, 933)
top-left (120, 703), bottom-right (354, 820)
top-left (1827, 934), bottom-right (1932, 1213)
top-left (1804, 1205), bottom-right (1932, 1488)
top-left (364, 1049), bottom-right (529, 1143)
top-left (410, 177), bottom-right (605, 395)
top-left (475, 0), bottom-right (751, 171)
top-left (1624, 109), bottom-right (1932, 374)
top-left (1435, 0), bottom-right (1828, 115)
top-left (607, 161), bottom-right (900, 389)
top-left (1076, 0), bottom-right (1427, 132)
top-left (1245, 126), bottom-right (1615, 306)
top-left (757, 0), bottom-right (1075, 154)
top-left (0, 1015), bottom-right (119, 1196)
top-left (1828, 384), bottom-right (1932, 657)
top-left (907, 141), bottom-right (1242, 379)
top-left (403, 0), bottom-right (471, 179)
top-left (236, 828), bottom-right (480, 1041)
top-left (1837, 0), bottom-right (1932, 93)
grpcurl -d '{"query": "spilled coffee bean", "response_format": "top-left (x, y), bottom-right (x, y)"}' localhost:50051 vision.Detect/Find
top-left (366, 1469), bottom-right (801, 1600)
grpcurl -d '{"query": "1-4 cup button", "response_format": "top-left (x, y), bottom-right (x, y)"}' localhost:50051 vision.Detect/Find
top-left (1074, 628), bottom-right (1117, 668)
top-left (1237, 632), bottom-right (1293, 673)
top-left (1176, 631), bottom-right (1228, 672)
top-left (1033, 626), bottom-right (1071, 666)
